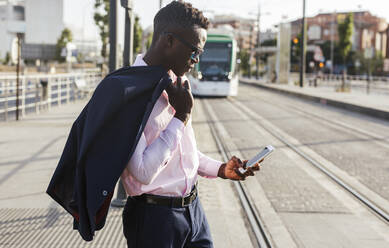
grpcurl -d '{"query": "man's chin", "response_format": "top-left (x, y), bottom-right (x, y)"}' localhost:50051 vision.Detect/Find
top-left (172, 69), bottom-right (186, 77)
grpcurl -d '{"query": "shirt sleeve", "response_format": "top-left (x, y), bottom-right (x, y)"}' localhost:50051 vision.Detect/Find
top-left (126, 117), bottom-right (185, 185)
top-left (197, 151), bottom-right (223, 178)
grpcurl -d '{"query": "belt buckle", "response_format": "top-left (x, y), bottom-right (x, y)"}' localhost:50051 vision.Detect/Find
top-left (181, 196), bottom-right (185, 207)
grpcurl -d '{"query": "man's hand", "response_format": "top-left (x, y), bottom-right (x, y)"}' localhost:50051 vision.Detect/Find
top-left (165, 76), bottom-right (194, 125)
top-left (218, 156), bottom-right (262, 180)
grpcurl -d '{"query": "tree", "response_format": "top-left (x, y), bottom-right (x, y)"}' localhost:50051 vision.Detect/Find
top-left (238, 49), bottom-right (250, 76)
top-left (146, 32), bottom-right (153, 50)
top-left (94, 0), bottom-right (109, 60)
top-left (3, 52), bottom-right (11, 65)
top-left (56, 28), bottom-right (73, 62)
top-left (133, 15), bottom-right (143, 55)
top-left (337, 13), bottom-right (353, 88)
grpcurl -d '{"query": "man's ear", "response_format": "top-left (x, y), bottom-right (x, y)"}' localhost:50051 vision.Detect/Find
top-left (165, 33), bottom-right (174, 48)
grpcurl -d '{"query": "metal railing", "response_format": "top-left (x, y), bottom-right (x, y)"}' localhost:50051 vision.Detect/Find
top-left (0, 71), bottom-right (102, 121)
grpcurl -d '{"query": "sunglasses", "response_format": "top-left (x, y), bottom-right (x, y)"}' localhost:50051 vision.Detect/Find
top-left (164, 32), bottom-right (204, 61)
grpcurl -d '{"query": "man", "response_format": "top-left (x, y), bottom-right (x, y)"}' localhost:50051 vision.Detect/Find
top-left (120, 1), bottom-right (261, 248)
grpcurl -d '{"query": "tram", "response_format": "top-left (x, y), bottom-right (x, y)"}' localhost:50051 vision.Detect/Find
top-left (188, 29), bottom-right (239, 96)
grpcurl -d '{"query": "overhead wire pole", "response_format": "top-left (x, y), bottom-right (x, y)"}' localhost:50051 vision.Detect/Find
top-left (16, 33), bottom-right (22, 121)
top-left (299, 0), bottom-right (306, 87)
top-left (330, 10), bottom-right (335, 75)
top-left (255, 2), bottom-right (260, 79)
top-left (111, 0), bottom-right (135, 207)
top-left (108, 0), bottom-right (118, 73)
top-left (122, 0), bottom-right (134, 66)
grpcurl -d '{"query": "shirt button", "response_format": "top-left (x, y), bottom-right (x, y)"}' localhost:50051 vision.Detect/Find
top-left (102, 190), bottom-right (108, 196)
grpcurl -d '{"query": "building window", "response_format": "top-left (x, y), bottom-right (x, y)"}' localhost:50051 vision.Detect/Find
top-left (13, 6), bottom-right (25, 21)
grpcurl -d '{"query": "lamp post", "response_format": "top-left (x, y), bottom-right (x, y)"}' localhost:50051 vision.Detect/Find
top-left (111, 0), bottom-right (134, 208)
top-left (108, 0), bottom-right (118, 73)
top-left (249, 7), bottom-right (270, 80)
top-left (15, 33), bottom-right (22, 121)
top-left (121, 0), bottom-right (134, 66)
top-left (299, 0), bottom-right (306, 87)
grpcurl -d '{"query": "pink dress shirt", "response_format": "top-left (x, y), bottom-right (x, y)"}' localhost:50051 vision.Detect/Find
top-left (120, 54), bottom-right (222, 197)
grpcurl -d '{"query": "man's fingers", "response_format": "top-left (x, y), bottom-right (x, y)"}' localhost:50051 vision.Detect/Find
top-left (234, 168), bottom-right (246, 180)
top-left (251, 164), bottom-right (261, 171)
top-left (177, 77), bottom-right (182, 89)
top-left (183, 80), bottom-right (190, 90)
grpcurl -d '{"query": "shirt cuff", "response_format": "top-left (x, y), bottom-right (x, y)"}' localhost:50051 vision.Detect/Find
top-left (199, 159), bottom-right (223, 178)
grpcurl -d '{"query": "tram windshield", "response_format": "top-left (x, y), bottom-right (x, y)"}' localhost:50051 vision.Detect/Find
top-left (199, 42), bottom-right (232, 76)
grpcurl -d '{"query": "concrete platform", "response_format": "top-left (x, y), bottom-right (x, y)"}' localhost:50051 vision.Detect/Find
top-left (0, 99), bottom-right (254, 247)
top-left (240, 78), bottom-right (389, 120)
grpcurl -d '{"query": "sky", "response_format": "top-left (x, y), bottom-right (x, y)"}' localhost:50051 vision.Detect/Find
top-left (133, 0), bottom-right (389, 30)
top-left (68, 0), bottom-right (389, 43)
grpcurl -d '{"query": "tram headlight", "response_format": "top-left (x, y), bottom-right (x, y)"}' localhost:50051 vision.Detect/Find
top-left (227, 72), bottom-right (233, 80)
top-left (197, 72), bottom-right (203, 80)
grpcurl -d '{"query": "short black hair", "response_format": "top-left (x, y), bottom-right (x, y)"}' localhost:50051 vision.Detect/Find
top-left (153, 1), bottom-right (209, 39)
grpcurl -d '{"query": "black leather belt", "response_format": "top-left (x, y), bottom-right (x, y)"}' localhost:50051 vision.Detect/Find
top-left (134, 183), bottom-right (198, 208)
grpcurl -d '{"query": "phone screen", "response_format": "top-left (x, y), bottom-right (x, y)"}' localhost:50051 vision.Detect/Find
top-left (246, 145), bottom-right (274, 168)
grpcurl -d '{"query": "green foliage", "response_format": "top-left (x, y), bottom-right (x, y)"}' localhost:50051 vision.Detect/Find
top-left (355, 51), bottom-right (384, 75)
top-left (3, 52), bottom-right (11, 65)
top-left (56, 28), bottom-right (73, 62)
top-left (133, 15), bottom-right (142, 54)
top-left (238, 49), bottom-right (250, 76)
top-left (146, 32), bottom-right (153, 50)
top-left (94, 0), bottom-right (109, 59)
top-left (337, 13), bottom-right (353, 66)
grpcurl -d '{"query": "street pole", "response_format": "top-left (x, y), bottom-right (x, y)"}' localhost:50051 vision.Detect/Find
top-left (299, 0), bottom-right (306, 87)
top-left (122, 0), bottom-right (134, 66)
top-left (330, 11), bottom-right (335, 75)
top-left (16, 33), bottom-right (22, 121)
top-left (111, 0), bottom-right (134, 208)
top-left (248, 25), bottom-right (253, 78)
top-left (255, 2), bottom-right (260, 79)
top-left (109, 0), bottom-right (118, 73)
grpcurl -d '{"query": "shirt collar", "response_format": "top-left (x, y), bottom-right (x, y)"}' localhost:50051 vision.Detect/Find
top-left (132, 54), bottom-right (148, 67)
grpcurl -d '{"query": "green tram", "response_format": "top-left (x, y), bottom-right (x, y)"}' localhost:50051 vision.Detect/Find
top-left (188, 30), bottom-right (239, 96)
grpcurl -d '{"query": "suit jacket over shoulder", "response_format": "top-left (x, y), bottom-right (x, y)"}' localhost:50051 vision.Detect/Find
top-left (46, 66), bottom-right (171, 241)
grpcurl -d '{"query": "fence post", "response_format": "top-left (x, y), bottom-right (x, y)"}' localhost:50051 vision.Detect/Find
top-left (57, 77), bottom-right (62, 107)
top-left (4, 79), bottom-right (8, 121)
top-left (47, 77), bottom-right (51, 111)
top-left (21, 76), bottom-right (26, 118)
top-left (35, 80), bottom-right (40, 114)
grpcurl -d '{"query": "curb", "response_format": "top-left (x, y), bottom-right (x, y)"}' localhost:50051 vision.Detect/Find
top-left (240, 79), bottom-right (389, 121)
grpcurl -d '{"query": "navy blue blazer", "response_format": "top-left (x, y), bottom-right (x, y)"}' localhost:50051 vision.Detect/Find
top-left (46, 66), bottom-right (171, 241)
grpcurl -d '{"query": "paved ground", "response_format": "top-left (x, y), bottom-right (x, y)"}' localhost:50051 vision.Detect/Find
top-left (1, 79), bottom-right (389, 247)
top-left (241, 78), bottom-right (389, 120)
top-left (0, 99), bottom-right (254, 248)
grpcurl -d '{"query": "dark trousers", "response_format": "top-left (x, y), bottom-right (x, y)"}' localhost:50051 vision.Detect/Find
top-left (122, 195), bottom-right (213, 248)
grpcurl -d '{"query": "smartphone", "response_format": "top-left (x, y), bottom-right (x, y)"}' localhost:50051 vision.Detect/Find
top-left (239, 145), bottom-right (274, 174)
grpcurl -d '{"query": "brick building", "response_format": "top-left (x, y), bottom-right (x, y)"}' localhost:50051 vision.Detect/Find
top-left (290, 11), bottom-right (388, 58)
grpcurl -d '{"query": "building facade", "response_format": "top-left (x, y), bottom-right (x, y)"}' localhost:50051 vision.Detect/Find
top-left (210, 15), bottom-right (276, 52)
top-left (290, 11), bottom-right (388, 58)
top-left (0, 0), bottom-right (25, 63)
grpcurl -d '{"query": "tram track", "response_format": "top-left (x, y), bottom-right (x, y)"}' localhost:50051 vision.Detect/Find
top-left (241, 84), bottom-right (389, 149)
top-left (200, 98), bottom-right (273, 248)
top-left (225, 96), bottom-right (389, 224)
